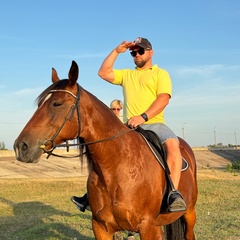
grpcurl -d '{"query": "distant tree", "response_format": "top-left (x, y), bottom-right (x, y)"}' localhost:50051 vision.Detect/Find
top-left (216, 142), bottom-right (223, 147)
top-left (0, 141), bottom-right (7, 150)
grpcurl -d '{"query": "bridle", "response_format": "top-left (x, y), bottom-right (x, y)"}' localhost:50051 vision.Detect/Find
top-left (39, 83), bottom-right (134, 159)
top-left (39, 84), bottom-right (81, 158)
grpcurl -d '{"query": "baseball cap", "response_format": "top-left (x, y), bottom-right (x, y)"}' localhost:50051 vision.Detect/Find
top-left (130, 37), bottom-right (152, 50)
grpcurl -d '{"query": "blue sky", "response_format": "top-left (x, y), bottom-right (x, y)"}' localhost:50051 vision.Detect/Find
top-left (0, 0), bottom-right (239, 149)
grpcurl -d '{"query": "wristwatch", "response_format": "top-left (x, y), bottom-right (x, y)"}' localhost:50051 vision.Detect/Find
top-left (141, 113), bottom-right (148, 122)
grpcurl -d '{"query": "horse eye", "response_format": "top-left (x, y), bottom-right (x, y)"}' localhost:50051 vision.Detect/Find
top-left (53, 102), bottom-right (62, 107)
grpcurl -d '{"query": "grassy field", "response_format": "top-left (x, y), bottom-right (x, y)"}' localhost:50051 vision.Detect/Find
top-left (0, 169), bottom-right (240, 240)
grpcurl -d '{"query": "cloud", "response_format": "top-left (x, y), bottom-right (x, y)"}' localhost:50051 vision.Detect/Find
top-left (0, 35), bottom-right (15, 40)
top-left (174, 64), bottom-right (240, 78)
top-left (14, 87), bottom-right (43, 96)
top-left (53, 53), bottom-right (104, 60)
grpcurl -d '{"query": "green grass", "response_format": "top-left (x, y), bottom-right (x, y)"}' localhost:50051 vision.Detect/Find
top-left (0, 170), bottom-right (239, 240)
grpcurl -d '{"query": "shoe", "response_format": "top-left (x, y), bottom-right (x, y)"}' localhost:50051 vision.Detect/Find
top-left (71, 193), bottom-right (91, 212)
top-left (168, 191), bottom-right (186, 212)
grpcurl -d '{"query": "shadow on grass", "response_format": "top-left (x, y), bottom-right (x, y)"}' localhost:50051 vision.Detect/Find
top-left (0, 197), bottom-right (94, 240)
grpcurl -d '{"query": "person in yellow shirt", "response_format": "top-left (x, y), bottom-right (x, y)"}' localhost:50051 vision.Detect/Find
top-left (98, 37), bottom-right (186, 212)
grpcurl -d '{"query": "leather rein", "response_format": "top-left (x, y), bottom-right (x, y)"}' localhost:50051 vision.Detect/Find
top-left (39, 84), bottom-right (134, 159)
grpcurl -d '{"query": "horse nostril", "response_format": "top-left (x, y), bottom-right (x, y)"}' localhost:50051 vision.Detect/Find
top-left (19, 142), bottom-right (28, 152)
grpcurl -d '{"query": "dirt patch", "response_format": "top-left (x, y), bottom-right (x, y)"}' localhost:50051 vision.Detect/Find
top-left (0, 150), bottom-right (239, 179)
top-left (194, 149), bottom-right (240, 169)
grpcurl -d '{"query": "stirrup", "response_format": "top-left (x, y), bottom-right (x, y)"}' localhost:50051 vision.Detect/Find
top-left (167, 190), bottom-right (186, 212)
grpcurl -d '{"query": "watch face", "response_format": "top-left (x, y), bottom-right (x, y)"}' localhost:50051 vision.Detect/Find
top-left (141, 113), bottom-right (148, 121)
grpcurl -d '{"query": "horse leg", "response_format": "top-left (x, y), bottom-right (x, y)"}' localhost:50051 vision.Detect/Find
top-left (92, 219), bottom-right (114, 240)
top-left (138, 221), bottom-right (163, 240)
top-left (113, 231), bottom-right (123, 240)
top-left (183, 208), bottom-right (197, 240)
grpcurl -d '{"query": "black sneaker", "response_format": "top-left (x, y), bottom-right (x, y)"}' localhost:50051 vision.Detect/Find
top-left (71, 193), bottom-right (91, 212)
top-left (168, 191), bottom-right (187, 212)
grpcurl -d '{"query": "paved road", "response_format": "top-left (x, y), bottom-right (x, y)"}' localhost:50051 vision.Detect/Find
top-left (0, 150), bottom-right (239, 179)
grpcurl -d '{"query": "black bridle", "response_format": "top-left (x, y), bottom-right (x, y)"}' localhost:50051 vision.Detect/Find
top-left (39, 83), bottom-right (134, 159)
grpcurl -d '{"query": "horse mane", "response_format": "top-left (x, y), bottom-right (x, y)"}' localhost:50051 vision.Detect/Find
top-left (35, 79), bottom-right (70, 105)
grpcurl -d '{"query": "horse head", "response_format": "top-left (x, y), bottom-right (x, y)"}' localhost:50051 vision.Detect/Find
top-left (14, 61), bottom-right (80, 163)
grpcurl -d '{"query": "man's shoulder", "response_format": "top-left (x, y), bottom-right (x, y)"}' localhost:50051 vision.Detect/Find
top-left (152, 64), bottom-right (167, 72)
top-left (152, 65), bottom-right (170, 76)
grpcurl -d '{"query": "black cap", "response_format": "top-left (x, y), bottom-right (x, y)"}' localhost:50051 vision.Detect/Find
top-left (130, 37), bottom-right (152, 50)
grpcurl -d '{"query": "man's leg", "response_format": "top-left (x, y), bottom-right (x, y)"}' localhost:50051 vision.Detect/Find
top-left (164, 138), bottom-right (182, 189)
top-left (164, 138), bottom-right (186, 212)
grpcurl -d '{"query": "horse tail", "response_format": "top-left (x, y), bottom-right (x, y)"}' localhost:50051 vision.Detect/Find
top-left (164, 216), bottom-right (185, 240)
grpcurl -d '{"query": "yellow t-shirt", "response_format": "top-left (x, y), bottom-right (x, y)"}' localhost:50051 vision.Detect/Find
top-left (113, 64), bottom-right (172, 124)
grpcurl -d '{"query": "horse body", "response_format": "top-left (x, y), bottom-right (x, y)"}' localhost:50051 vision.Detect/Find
top-left (14, 61), bottom-right (197, 240)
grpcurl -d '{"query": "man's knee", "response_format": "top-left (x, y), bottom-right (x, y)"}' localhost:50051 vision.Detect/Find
top-left (164, 138), bottom-right (180, 153)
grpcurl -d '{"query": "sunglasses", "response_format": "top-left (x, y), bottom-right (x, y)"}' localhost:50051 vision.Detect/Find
top-left (130, 48), bottom-right (145, 57)
top-left (111, 108), bottom-right (121, 111)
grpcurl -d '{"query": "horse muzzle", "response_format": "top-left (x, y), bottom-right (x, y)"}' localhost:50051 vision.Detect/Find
top-left (14, 140), bottom-right (43, 163)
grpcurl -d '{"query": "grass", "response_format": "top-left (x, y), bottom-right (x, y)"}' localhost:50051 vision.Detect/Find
top-left (0, 170), bottom-right (240, 240)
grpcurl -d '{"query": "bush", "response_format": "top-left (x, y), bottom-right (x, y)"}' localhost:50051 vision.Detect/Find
top-left (226, 160), bottom-right (240, 172)
top-left (232, 160), bottom-right (240, 171)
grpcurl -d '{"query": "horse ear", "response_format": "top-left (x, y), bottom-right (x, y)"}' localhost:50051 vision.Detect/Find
top-left (68, 60), bottom-right (79, 86)
top-left (52, 68), bottom-right (60, 83)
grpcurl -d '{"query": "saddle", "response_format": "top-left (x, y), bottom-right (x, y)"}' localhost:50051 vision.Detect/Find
top-left (135, 126), bottom-right (188, 172)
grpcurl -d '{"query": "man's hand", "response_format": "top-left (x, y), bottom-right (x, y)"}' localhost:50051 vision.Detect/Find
top-left (115, 41), bottom-right (135, 54)
top-left (127, 115), bottom-right (145, 128)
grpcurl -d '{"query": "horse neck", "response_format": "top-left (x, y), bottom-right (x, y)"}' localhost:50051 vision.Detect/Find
top-left (79, 89), bottom-right (126, 145)
top-left (78, 89), bottom-right (129, 170)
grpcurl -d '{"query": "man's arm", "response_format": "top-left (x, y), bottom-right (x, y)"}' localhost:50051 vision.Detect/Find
top-left (98, 41), bottom-right (134, 83)
top-left (128, 93), bottom-right (170, 127)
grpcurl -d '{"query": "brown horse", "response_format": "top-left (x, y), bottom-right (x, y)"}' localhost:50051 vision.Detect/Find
top-left (14, 61), bottom-right (197, 240)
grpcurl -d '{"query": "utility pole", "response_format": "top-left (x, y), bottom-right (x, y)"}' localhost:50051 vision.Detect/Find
top-left (214, 127), bottom-right (217, 146)
top-left (234, 129), bottom-right (238, 147)
top-left (182, 123), bottom-right (186, 140)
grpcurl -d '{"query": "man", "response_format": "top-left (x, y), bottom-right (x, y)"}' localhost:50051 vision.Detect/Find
top-left (71, 37), bottom-right (186, 212)
top-left (98, 37), bottom-right (186, 212)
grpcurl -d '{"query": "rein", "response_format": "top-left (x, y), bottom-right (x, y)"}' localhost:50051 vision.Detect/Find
top-left (40, 85), bottom-right (135, 159)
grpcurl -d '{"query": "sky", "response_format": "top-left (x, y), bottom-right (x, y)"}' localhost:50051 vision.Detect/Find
top-left (0, 0), bottom-right (240, 150)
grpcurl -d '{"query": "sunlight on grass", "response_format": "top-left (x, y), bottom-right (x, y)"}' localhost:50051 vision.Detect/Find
top-left (0, 171), bottom-right (239, 240)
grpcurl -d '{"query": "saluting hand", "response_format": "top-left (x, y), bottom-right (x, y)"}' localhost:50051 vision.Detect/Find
top-left (115, 41), bottom-right (135, 54)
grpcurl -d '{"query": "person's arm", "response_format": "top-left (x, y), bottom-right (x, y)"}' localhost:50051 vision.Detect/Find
top-left (128, 93), bottom-right (170, 127)
top-left (98, 41), bottom-right (134, 83)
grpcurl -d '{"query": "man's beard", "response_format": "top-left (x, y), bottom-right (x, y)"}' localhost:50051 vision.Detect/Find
top-left (134, 59), bottom-right (147, 68)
